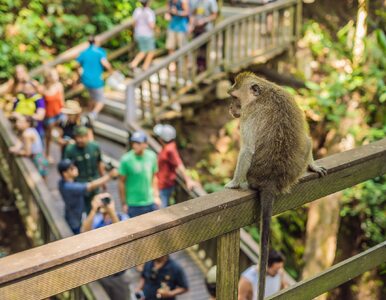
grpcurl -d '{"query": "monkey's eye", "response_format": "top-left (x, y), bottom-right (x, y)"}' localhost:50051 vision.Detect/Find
top-left (251, 84), bottom-right (261, 96)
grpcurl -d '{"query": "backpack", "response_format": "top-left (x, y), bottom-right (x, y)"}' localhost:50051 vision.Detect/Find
top-left (14, 93), bottom-right (41, 116)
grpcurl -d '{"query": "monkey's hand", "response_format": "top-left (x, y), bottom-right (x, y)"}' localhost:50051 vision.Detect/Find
top-left (308, 163), bottom-right (327, 177)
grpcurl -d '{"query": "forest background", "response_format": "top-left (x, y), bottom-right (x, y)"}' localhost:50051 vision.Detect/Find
top-left (0, 0), bottom-right (385, 299)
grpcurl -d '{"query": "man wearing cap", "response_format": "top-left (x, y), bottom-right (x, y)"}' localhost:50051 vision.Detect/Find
top-left (58, 159), bottom-right (118, 234)
top-left (58, 100), bottom-right (93, 158)
top-left (64, 125), bottom-right (105, 213)
top-left (118, 131), bottom-right (161, 218)
top-left (77, 35), bottom-right (112, 119)
top-left (153, 124), bottom-right (194, 208)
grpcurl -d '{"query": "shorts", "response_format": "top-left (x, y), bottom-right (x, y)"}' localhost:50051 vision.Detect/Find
top-left (136, 36), bottom-right (156, 52)
top-left (128, 204), bottom-right (157, 218)
top-left (87, 87), bottom-right (105, 103)
top-left (44, 113), bottom-right (63, 127)
top-left (166, 30), bottom-right (187, 50)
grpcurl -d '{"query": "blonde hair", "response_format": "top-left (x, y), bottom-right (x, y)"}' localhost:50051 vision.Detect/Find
top-left (43, 68), bottom-right (59, 85)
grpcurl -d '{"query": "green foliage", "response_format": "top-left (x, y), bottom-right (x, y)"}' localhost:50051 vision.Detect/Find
top-left (0, 0), bottom-right (166, 81)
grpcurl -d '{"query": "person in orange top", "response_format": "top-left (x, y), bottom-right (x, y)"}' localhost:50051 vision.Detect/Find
top-left (40, 68), bottom-right (64, 162)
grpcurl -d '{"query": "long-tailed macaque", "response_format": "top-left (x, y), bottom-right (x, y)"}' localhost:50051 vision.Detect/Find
top-left (225, 72), bottom-right (326, 300)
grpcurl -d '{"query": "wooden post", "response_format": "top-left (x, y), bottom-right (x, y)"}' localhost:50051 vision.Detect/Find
top-left (217, 229), bottom-right (240, 300)
top-left (125, 83), bottom-right (137, 126)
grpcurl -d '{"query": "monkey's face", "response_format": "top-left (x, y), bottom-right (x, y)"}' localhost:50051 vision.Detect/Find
top-left (229, 97), bottom-right (241, 118)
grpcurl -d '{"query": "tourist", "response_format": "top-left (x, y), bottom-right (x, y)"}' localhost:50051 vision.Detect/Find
top-left (118, 131), bottom-right (161, 218)
top-left (135, 255), bottom-right (189, 300)
top-left (76, 35), bottom-right (112, 119)
top-left (190, 0), bottom-right (218, 72)
top-left (64, 125), bottom-right (104, 213)
top-left (10, 71), bottom-right (46, 141)
top-left (165, 0), bottom-right (190, 70)
top-left (238, 250), bottom-right (289, 300)
top-left (0, 64), bottom-right (40, 97)
top-left (205, 266), bottom-right (217, 300)
top-left (81, 193), bottom-right (130, 300)
top-left (57, 100), bottom-right (93, 157)
top-left (40, 68), bottom-right (64, 162)
top-left (129, 0), bottom-right (157, 72)
top-left (9, 115), bottom-right (48, 179)
top-left (58, 159), bottom-right (118, 234)
top-left (153, 124), bottom-right (194, 208)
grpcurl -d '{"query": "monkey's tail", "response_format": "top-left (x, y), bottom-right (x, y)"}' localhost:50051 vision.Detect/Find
top-left (257, 189), bottom-right (275, 300)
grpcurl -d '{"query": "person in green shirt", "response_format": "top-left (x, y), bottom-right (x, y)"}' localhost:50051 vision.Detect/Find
top-left (64, 125), bottom-right (105, 212)
top-left (118, 131), bottom-right (161, 218)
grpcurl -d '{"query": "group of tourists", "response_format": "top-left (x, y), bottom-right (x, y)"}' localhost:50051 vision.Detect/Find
top-left (0, 0), bottom-right (292, 299)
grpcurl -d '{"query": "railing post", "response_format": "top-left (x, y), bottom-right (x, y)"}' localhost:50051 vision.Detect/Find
top-left (217, 229), bottom-right (240, 300)
top-left (125, 83), bottom-right (137, 126)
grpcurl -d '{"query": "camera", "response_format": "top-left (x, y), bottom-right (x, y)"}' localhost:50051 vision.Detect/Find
top-left (101, 197), bottom-right (111, 206)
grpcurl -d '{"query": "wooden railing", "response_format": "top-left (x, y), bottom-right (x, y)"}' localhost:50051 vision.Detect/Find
top-left (125, 0), bottom-right (301, 125)
top-left (1, 138), bottom-right (385, 300)
top-left (0, 111), bottom-right (108, 300)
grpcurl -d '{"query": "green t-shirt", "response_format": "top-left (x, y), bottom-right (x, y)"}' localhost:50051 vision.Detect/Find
top-left (64, 141), bottom-right (102, 182)
top-left (118, 149), bottom-right (158, 206)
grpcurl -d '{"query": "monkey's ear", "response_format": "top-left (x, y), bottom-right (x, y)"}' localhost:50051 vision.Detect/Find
top-left (251, 84), bottom-right (261, 96)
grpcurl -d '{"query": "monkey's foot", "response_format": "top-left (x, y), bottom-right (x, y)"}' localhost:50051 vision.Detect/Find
top-left (308, 163), bottom-right (327, 177)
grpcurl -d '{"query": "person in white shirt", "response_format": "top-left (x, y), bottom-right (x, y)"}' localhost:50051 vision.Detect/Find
top-left (129, 0), bottom-right (156, 72)
top-left (238, 250), bottom-right (289, 300)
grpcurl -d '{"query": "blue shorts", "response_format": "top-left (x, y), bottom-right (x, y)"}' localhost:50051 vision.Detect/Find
top-left (136, 36), bottom-right (156, 53)
top-left (128, 204), bottom-right (157, 218)
top-left (44, 113), bottom-right (62, 127)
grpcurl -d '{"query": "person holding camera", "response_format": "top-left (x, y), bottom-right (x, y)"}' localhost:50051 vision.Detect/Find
top-left (64, 125), bottom-right (104, 213)
top-left (81, 193), bottom-right (130, 300)
top-left (58, 159), bottom-right (118, 234)
top-left (135, 255), bottom-right (188, 300)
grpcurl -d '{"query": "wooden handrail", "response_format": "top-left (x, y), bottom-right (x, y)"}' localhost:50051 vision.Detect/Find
top-left (29, 7), bottom-right (167, 77)
top-left (1, 138), bottom-right (385, 299)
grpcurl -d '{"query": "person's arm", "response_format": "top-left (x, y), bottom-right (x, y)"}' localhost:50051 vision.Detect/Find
top-left (33, 98), bottom-right (46, 121)
top-left (86, 169), bottom-right (117, 192)
top-left (81, 203), bottom-right (99, 232)
top-left (118, 175), bottom-right (128, 213)
top-left (0, 78), bottom-right (14, 96)
top-left (238, 277), bottom-right (253, 300)
top-left (101, 58), bottom-right (112, 72)
top-left (180, 0), bottom-right (190, 17)
top-left (105, 197), bottom-right (120, 224)
top-left (152, 174), bottom-right (161, 208)
top-left (58, 83), bottom-right (65, 106)
top-left (280, 270), bottom-right (289, 290)
top-left (158, 287), bottom-right (188, 298)
top-left (176, 164), bottom-right (195, 190)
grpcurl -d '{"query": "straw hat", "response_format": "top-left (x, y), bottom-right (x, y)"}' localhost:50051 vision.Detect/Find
top-left (61, 100), bottom-right (82, 115)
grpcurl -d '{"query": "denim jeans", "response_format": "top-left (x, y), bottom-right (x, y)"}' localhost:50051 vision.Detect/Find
top-left (128, 204), bottom-right (157, 218)
top-left (159, 186), bottom-right (174, 208)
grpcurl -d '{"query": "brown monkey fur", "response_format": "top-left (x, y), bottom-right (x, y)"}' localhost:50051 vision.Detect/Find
top-left (225, 72), bottom-right (326, 300)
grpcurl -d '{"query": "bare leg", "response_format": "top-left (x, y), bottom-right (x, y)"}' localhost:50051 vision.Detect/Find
top-left (45, 123), bottom-right (54, 162)
top-left (143, 51), bottom-right (155, 71)
top-left (92, 101), bottom-right (104, 115)
top-left (130, 52), bottom-right (146, 69)
top-left (257, 189), bottom-right (275, 300)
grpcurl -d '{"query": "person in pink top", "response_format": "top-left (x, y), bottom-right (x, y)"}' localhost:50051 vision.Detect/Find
top-left (153, 124), bottom-right (195, 208)
top-left (40, 68), bottom-right (64, 162)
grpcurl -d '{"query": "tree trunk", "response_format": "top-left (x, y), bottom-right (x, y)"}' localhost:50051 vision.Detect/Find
top-left (302, 93), bottom-right (366, 299)
top-left (352, 0), bottom-right (368, 67)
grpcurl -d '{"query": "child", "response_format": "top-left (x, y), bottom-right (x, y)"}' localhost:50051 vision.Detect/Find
top-left (9, 115), bottom-right (49, 179)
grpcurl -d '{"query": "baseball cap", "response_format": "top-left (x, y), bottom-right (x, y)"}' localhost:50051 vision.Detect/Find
top-left (74, 125), bottom-right (88, 136)
top-left (153, 124), bottom-right (176, 142)
top-left (57, 159), bottom-right (74, 175)
top-left (130, 131), bottom-right (147, 143)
